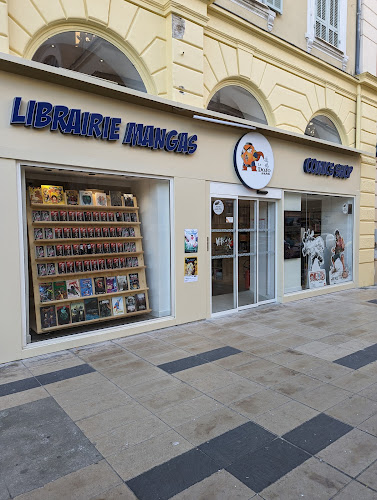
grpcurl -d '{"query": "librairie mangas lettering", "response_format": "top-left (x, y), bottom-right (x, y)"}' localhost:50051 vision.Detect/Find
top-left (10, 97), bottom-right (197, 155)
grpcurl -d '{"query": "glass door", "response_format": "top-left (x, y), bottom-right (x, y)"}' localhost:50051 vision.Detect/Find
top-left (211, 198), bottom-right (236, 313)
top-left (211, 196), bottom-right (276, 314)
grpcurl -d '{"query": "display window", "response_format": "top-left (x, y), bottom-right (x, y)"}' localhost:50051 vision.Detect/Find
top-left (284, 192), bottom-right (354, 293)
top-left (22, 166), bottom-right (172, 343)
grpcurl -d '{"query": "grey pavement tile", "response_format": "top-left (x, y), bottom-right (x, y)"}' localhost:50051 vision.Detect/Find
top-left (317, 429), bottom-right (377, 477)
top-left (52, 378), bottom-right (123, 408)
top-left (294, 341), bottom-right (334, 356)
top-left (0, 387), bottom-right (49, 411)
top-left (252, 401), bottom-right (319, 436)
top-left (174, 406), bottom-right (248, 445)
top-left (110, 365), bottom-right (166, 389)
top-left (0, 362), bottom-right (33, 383)
top-left (0, 377), bottom-right (40, 397)
top-left (331, 371), bottom-right (376, 392)
top-left (332, 481), bottom-right (377, 500)
top-left (86, 352), bottom-right (139, 370)
top-left (74, 343), bottom-right (128, 363)
top-left (334, 350), bottom-right (377, 370)
top-left (359, 382), bottom-right (377, 401)
top-left (139, 384), bottom-right (202, 412)
top-left (230, 389), bottom-right (291, 419)
top-left (162, 334), bottom-right (211, 348)
top-left (357, 461), bottom-right (377, 490)
top-left (305, 361), bottom-right (354, 382)
top-left (326, 394), bottom-right (377, 426)
top-left (358, 413), bottom-right (377, 436)
top-left (43, 371), bottom-right (104, 395)
top-left (173, 362), bottom-right (228, 383)
top-left (198, 421), bottom-right (275, 468)
top-left (182, 340), bottom-right (228, 355)
top-left (272, 372), bottom-right (322, 397)
top-left (92, 413), bottom-right (170, 456)
top-left (90, 483), bottom-right (138, 499)
top-left (77, 400), bottom-right (152, 439)
top-left (157, 355), bottom-right (209, 374)
top-left (156, 395), bottom-right (222, 427)
top-left (226, 438), bottom-right (310, 493)
top-left (0, 478), bottom-right (10, 500)
top-left (197, 346), bottom-right (242, 362)
top-left (209, 379), bottom-right (263, 405)
top-left (230, 359), bottom-right (279, 379)
top-left (357, 361), bottom-right (377, 379)
top-left (170, 470), bottom-right (255, 500)
top-left (124, 374), bottom-right (182, 399)
top-left (260, 457), bottom-right (351, 500)
top-left (22, 351), bottom-right (77, 368)
top-left (293, 383), bottom-right (352, 412)
top-left (25, 357), bottom-right (86, 376)
top-left (36, 363), bottom-right (95, 386)
top-left (212, 351), bottom-right (260, 369)
top-left (13, 461), bottom-right (121, 500)
top-left (0, 398), bottom-right (102, 498)
top-left (106, 429), bottom-right (194, 481)
top-left (127, 448), bottom-right (219, 500)
top-left (145, 349), bottom-right (192, 366)
top-left (283, 413), bottom-right (352, 455)
top-left (245, 342), bottom-right (286, 358)
top-left (60, 390), bottom-right (131, 422)
top-left (98, 359), bottom-right (154, 379)
top-left (250, 365), bottom-right (298, 387)
top-left (188, 370), bottom-right (246, 393)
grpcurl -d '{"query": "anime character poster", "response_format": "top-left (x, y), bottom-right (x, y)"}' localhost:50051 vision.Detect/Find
top-left (184, 229), bottom-right (198, 253)
top-left (302, 229), bottom-right (326, 289)
top-left (184, 257), bottom-right (198, 282)
top-left (329, 229), bottom-right (350, 284)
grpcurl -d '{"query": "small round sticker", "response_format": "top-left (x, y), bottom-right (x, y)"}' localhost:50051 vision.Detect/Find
top-left (213, 200), bottom-right (224, 215)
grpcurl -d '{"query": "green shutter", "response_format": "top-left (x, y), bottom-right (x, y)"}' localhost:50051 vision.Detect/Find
top-left (265, 0), bottom-right (283, 14)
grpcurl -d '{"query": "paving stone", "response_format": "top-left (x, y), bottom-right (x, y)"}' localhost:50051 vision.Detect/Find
top-left (0, 478), bottom-right (10, 500)
top-left (230, 359), bottom-right (278, 379)
top-left (52, 379), bottom-right (122, 408)
top-left (0, 377), bottom-right (40, 397)
top-left (0, 387), bottom-right (49, 411)
top-left (0, 398), bottom-right (102, 497)
top-left (90, 483), bottom-right (138, 499)
top-left (189, 370), bottom-right (246, 393)
top-left (44, 371), bottom-right (104, 395)
top-left (283, 413), bottom-right (352, 455)
top-left (198, 421), bottom-right (275, 467)
top-left (139, 384), bottom-right (202, 412)
top-left (156, 395), bottom-right (222, 427)
top-left (356, 461), bottom-right (377, 490)
top-left (170, 470), bottom-right (255, 500)
top-left (124, 374), bottom-right (182, 399)
top-left (359, 382), bottom-right (377, 401)
top-left (332, 481), bottom-right (377, 500)
top-left (261, 457), bottom-right (351, 500)
top-left (272, 373), bottom-right (321, 397)
top-left (330, 371), bottom-right (376, 392)
top-left (230, 389), bottom-right (290, 419)
top-left (174, 407), bottom-right (248, 445)
top-left (293, 383), bottom-right (352, 411)
top-left (212, 352), bottom-right (260, 370)
top-left (35, 364), bottom-right (95, 385)
top-left (358, 413), bottom-right (377, 436)
top-left (13, 461), bottom-right (121, 500)
top-left (317, 429), bottom-right (377, 477)
top-left (0, 362), bottom-right (32, 384)
top-left (99, 360), bottom-right (157, 380)
top-left (173, 362), bottom-right (228, 383)
top-left (252, 401), bottom-right (319, 436)
top-left (111, 365), bottom-right (168, 389)
top-left (106, 429), bottom-right (194, 481)
top-left (209, 379), bottom-right (263, 405)
top-left (226, 438), bottom-right (310, 493)
top-left (326, 394), bottom-right (377, 426)
top-left (26, 357), bottom-right (86, 376)
top-left (60, 391), bottom-right (131, 422)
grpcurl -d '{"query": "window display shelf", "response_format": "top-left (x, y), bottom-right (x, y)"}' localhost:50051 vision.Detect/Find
top-left (35, 251), bottom-right (143, 262)
top-left (40, 308), bottom-right (152, 332)
top-left (33, 237), bottom-right (142, 244)
top-left (32, 221), bottom-right (141, 226)
top-left (37, 265), bottom-right (146, 280)
top-left (31, 203), bottom-right (139, 211)
top-left (40, 287), bottom-right (150, 307)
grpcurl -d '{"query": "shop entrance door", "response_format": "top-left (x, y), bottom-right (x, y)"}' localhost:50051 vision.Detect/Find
top-left (211, 197), bottom-right (276, 314)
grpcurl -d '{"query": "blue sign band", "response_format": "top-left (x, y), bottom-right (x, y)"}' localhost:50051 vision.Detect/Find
top-left (303, 158), bottom-right (353, 179)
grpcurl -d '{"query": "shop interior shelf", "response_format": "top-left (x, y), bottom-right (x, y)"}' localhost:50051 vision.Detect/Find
top-left (40, 287), bottom-right (150, 307)
top-left (35, 251), bottom-right (143, 262)
top-left (33, 236), bottom-right (142, 244)
top-left (31, 203), bottom-right (140, 211)
top-left (32, 221), bottom-right (141, 226)
top-left (37, 265), bottom-right (146, 280)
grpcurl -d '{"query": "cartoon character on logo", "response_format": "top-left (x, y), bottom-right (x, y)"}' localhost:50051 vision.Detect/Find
top-left (241, 143), bottom-right (264, 171)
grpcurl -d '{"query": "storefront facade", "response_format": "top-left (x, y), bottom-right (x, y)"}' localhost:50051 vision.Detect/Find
top-left (0, 55), bottom-right (366, 364)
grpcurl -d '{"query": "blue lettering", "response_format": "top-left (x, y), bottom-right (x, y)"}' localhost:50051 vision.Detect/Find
top-left (176, 133), bottom-right (188, 154)
top-left (101, 116), bottom-right (110, 140)
top-left (164, 130), bottom-right (178, 152)
top-left (25, 100), bottom-right (36, 127)
top-left (65, 109), bottom-right (82, 135)
top-left (188, 134), bottom-right (197, 155)
top-left (34, 102), bottom-right (53, 128)
top-left (87, 113), bottom-right (103, 138)
top-left (141, 125), bottom-right (154, 148)
top-left (81, 112), bottom-right (90, 136)
top-left (108, 118), bottom-right (121, 141)
top-left (153, 128), bottom-right (166, 149)
top-left (122, 122), bottom-right (136, 145)
top-left (10, 97), bottom-right (26, 125)
top-left (133, 124), bottom-right (145, 146)
top-left (51, 105), bottom-right (69, 132)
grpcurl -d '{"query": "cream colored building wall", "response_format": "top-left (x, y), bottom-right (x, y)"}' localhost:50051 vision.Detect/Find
top-left (361, 0), bottom-right (377, 77)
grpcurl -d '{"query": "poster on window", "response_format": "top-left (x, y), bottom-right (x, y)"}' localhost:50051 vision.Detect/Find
top-left (309, 270), bottom-right (326, 288)
top-left (329, 229), bottom-right (351, 285)
top-left (184, 257), bottom-right (198, 282)
top-left (184, 229), bottom-right (198, 253)
top-left (302, 229), bottom-right (326, 289)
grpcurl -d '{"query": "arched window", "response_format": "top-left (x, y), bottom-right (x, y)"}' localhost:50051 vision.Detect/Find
top-left (32, 31), bottom-right (147, 93)
top-left (207, 85), bottom-right (268, 124)
top-left (305, 115), bottom-right (342, 144)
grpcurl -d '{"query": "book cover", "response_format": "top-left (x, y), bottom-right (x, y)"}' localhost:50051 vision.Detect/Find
top-left (46, 263), bottom-right (56, 276)
top-left (57, 262), bottom-right (66, 274)
top-left (71, 302), bottom-right (85, 323)
top-left (128, 227), bottom-right (135, 237)
top-left (79, 190), bottom-right (93, 206)
top-left (129, 273), bottom-right (140, 290)
top-left (84, 297), bottom-right (99, 320)
top-left (41, 185), bottom-right (65, 205)
top-left (110, 191), bottom-right (123, 207)
top-left (80, 278), bottom-right (93, 296)
top-left (39, 283), bottom-right (53, 303)
top-left (44, 228), bottom-right (53, 240)
top-left (66, 190), bottom-right (79, 205)
top-left (37, 263), bottom-right (47, 277)
top-left (94, 277), bottom-right (106, 294)
top-left (112, 296), bottom-right (125, 316)
top-left (32, 210), bottom-right (41, 222)
top-left (130, 213), bottom-right (138, 222)
top-left (94, 192), bottom-right (108, 207)
top-left (34, 228), bottom-right (43, 240)
top-left (131, 257), bottom-right (139, 267)
top-left (106, 277), bottom-right (118, 294)
top-left (35, 246), bottom-right (45, 258)
top-left (99, 299), bottom-right (112, 318)
top-left (123, 194), bottom-right (134, 207)
top-left (40, 305), bottom-right (57, 329)
top-left (66, 279), bottom-right (80, 299)
top-left (53, 281), bottom-right (68, 300)
top-left (29, 186), bottom-right (43, 204)
top-left (46, 245), bottom-right (56, 257)
top-left (117, 275), bottom-right (128, 291)
top-left (125, 295), bottom-right (136, 313)
top-left (135, 293), bottom-right (147, 311)
top-left (41, 210), bottom-right (51, 221)
top-left (57, 304), bottom-right (71, 325)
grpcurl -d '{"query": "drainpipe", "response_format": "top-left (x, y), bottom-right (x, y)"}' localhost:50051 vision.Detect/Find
top-left (355, 0), bottom-right (361, 74)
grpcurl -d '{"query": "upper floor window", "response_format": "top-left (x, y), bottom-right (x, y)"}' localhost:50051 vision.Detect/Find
top-left (305, 115), bottom-right (342, 144)
top-left (207, 86), bottom-right (268, 125)
top-left (32, 31), bottom-right (147, 93)
top-left (261, 0), bottom-right (282, 14)
top-left (316, 0), bottom-right (339, 48)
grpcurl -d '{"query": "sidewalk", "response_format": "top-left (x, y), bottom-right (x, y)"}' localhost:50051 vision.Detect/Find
top-left (2, 287), bottom-right (377, 499)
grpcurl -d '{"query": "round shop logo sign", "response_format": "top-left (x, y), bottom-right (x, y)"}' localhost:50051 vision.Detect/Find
top-left (233, 132), bottom-right (274, 190)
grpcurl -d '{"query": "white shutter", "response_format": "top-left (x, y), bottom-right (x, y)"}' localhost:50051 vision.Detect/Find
top-left (315, 0), bottom-right (339, 47)
top-left (328, 0), bottom-right (339, 47)
top-left (264, 0), bottom-right (283, 14)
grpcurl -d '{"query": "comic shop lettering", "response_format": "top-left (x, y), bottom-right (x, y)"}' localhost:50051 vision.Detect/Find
top-left (303, 158), bottom-right (353, 179)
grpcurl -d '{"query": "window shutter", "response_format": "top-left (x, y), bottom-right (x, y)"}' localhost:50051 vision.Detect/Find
top-left (328, 0), bottom-right (339, 47)
top-left (315, 0), bottom-right (339, 48)
top-left (265, 0), bottom-right (283, 14)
